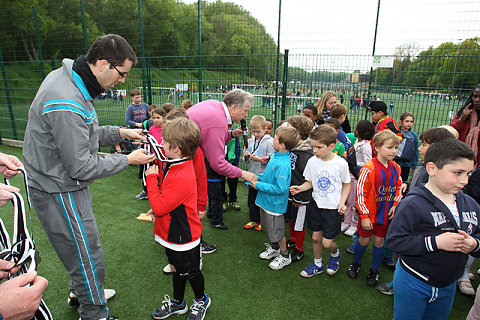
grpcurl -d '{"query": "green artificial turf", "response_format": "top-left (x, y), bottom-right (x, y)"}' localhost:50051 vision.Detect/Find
top-left (0, 145), bottom-right (477, 319)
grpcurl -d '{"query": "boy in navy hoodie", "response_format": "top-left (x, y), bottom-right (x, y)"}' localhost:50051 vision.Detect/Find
top-left (387, 138), bottom-right (480, 320)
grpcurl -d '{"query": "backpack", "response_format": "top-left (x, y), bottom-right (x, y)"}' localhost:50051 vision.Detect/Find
top-left (396, 130), bottom-right (415, 162)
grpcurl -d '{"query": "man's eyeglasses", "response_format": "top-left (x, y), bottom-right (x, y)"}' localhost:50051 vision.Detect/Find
top-left (108, 61), bottom-right (127, 78)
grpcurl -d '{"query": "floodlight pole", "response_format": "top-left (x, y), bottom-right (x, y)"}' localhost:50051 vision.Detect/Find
top-left (365, 0), bottom-right (381, 120)
top-left (450, 39), bottom-right (461, 94)
top-left (138, 0), bottom-right (147, 101)
top-left (198, 0), bottom-right (203, 102)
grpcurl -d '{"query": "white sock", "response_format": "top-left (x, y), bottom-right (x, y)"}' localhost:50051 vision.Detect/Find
top-left (331, 249), bottom-right (340, 258)
top-left (314, 258), bottom-right (322, 268)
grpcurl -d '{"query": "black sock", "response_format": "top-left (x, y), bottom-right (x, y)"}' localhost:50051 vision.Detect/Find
top-left (189, 272), bottom-right (205, 301)
top-left (271, 242), bottom-right (280, 250)
top-left (172, 272), bottom-right (187, 304)
top-left (280, 250), bottom-right (289, 257)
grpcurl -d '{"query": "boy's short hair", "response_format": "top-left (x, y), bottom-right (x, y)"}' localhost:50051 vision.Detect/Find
top-left (161, 103), bottom-right (175, 114)
top-left (276, 120), bottom-right (287, 128)
top-left (372, 130), bottom-right (401, 149)
top-left (330, 104), bottom-right (348, 119)
top-left (287, 115), bottom-right (314, 140)
top-left (161, 118), bottom-right (201, 159)
top-left (303, 104), bottom-right (318, 116)
top-left (275, 126), bottom-right (299, 151)
top-left (250, 115), bottom-right (267, 129)
top-left (419, 127), bottom-right (455, 145)
top-left (325, 118), bottom-right (340, 130)
top-left (152, 107), bottom-right (166, 117)
top-left (369, 100), bottom-right (388, 114)
top-left (148, 104), bottom-right (157, 111)
top-left (310, 125), bottom-right (337, 146)
top-left (425, 138), bottom-right (476, 169)
top-left (181, 99), bottom-right (193, 110)
top-left (437, 125), bottom-right (459, 139)
top-left (165, 108), bottom-right (188, 121)
top-left (130, 88), bottom-right (141, 97)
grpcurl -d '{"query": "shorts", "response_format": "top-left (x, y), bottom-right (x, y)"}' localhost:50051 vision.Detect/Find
top-left (357, 221), bottom-right (389, 238)
top-left (260, 208), bottom-right (285, 243)
top-left (286, 202), bottom-right (307, 232)
top-left (306, 203), bottom-right (341, 240)
top-left (165, 244), bottom-right (201, 277)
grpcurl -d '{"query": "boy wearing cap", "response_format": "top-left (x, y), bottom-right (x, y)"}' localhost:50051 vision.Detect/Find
top-left (369, 101), bottom-right (402, 139)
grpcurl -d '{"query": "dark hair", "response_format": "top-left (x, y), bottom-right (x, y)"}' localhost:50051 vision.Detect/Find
top-left (456, 84), bottom-right (480, 118)
top-left (425, 138), bottom-right (476, 169)
top-left (325, 118), bottom-right (340, 130)
top-left (152, 107), bottom-right (166, 117)
top-left (310, 125), bottom-right (337, 146)
top-left (355, 120), bottom-right (375, 140)
top-left (265, 118), bottom-right (273, 125)
top-left (165, 108), bottom-right (188, 121)
top-left (130, 88), bottom-right (141, 97)
top-left (85, 34), bottom-right (137, 66)
top-left (419, 127), bottom-right (455, 145)
top-left (276, 120), bottom-right (287, 128)
top-left (287, 115), bottom-right (314, 140)
top-left (303, 104), bottom-right (317, 116)
top-left (161, 103), bottom-right (175, 114)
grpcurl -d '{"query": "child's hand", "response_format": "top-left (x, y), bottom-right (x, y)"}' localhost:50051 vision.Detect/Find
top-left (250, 154), bottom-right (262, 162)
top-left (244, 151), bottom-right (251, 160)
top-left (145, 165), bottom-right (158, 176)
top-left (146, 209), bottom-right (155, 222)
top-left (458, 230), bottom-right (478, 254)
top-left (198, 210), bottom-right (206, 219)
top-left (388, 206), bottom-right (396, 219)
top-left (289, 185), bottom-right (301, 195)
top-left (435, 232), bottom-right (466, 252)
top-left (251, 181), bottom-right (257, 189)
top-left (400, 183), bottom-right (408, 194)
top-left (361, 218), bottom-right (373, 231)
top-left (260, 156), bottom-right (270, 165)
top-left (338, 203), bottom-right (347, 215)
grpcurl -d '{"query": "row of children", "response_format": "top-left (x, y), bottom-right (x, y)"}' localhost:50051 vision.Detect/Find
top-left (241, 98), bottom-right (480, 320)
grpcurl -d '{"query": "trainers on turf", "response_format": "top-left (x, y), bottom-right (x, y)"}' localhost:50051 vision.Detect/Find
top-left (244, 221), bottom-right (260, 229)
top-left (458, 279), bottom-right (476, 296)
top-left (135, 191), bottom-right (148, 200)
top-left (259, 243), bottom-right (280, 260)
top-left (383, 257), bottom-right (396, 267)
top-left (346, 244), bottom-right (355, 254)
top-left (367, 268), bottom-right (380, 287)
top-left (378, 281), bottom-right (394, 295)
top-left (200, 241), bottom-right (216, 254)
top-left (151, 295), bottom-right (188, 319)
top-left (269, 254), bottom-right (292, 270)
top-left (341, 222), bottom-right (350, 232)
top-left (326, 253), bottom-right (340, 275)
top-left (300, 263), bottom-right (323, 278)
top-left (290, 248), bottom-right (305, 262)
top-left (254, 224), bottom-right (262, 231)
top-left (187, 295), bottom-right (211, 320)
top-left (347, 262), bottom-right (361, 279)
top-left (210, 222), bottom-right (228, 230)
top-left (344, 226), bottom-right (356, 237)
top-left (230, 202), bottom-right (241, 211)
top-left (68, 289), bottom-right (116, 307)
top-left (163, 264), bottom-right (172, 274)
top-left (80, 317), bottom-right (119, 320)
top-left (222, 203), bottom-right (227, 212)
top-left (286, 239), bottom-right (296, 248)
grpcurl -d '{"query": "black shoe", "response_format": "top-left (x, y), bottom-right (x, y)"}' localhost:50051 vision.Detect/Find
top-left (201, 241), bottom-right (217, 254)
top-left (347, 262), bottom-right (361, 279)
top-left (290, 248), bottom-right (305, 262)
top-left (366, 268), bottom-right (380, 287)
top-left (286, 239), bottom-right (296, 248)
top-left (210, 222), bottom-right (228, 230)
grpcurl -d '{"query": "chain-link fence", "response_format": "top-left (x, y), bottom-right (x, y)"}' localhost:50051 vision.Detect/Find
top-left (1, 0), bottom-right (480, 142)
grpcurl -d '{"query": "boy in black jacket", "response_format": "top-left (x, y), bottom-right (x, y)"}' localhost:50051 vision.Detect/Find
top-left (387, 139), bottom-right (480, 320)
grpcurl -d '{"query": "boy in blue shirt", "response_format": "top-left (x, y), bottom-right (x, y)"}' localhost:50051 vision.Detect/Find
top-left (252, 126), bottom-right (299, 270)
top-left (387, 138), bottom-right (480, 320)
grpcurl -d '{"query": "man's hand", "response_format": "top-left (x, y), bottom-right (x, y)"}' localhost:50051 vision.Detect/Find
top-left (119, 128), bottom-right (145, 140)
top-left (0, 271), bottom-right (48, 320)
top-left (0, 153), bottom-right (23, 179)
top-left (242, 171), bottom-right (257, 183)
top-left (0, 184), bottom-right (19, 208)
top-left (0, 260), bottom-right (20, 279)
top-left (144, 165), bottom-right (159, 176)
top-left (361, 218), bottom-right (373, 231)
top-left (127, 149), bottom-right (155, 165)
top-left (231, 127), bottom-right (244, 138)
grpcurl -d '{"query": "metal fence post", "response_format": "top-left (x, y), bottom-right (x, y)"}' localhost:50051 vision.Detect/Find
top-left (0, 43), bottom-right (17, 140)
top-left (80, 0), bottom-right (88, 54)
top-left (273, 0), bottom-right (282, 124)
top-left (365, 0), bottom-right (381, 120)
top-left (146, 52), bottom-right (152, 105)
top-left (138, 0), bottom-right (146, 96)
top-left (32, 6), bottom-right (45, 79)
top-left (198, 0), bottom-right (203, 103)
top-left (281, 49), bottom-right (288, 121)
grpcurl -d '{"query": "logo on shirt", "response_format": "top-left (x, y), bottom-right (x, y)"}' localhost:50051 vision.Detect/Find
top-left (315, 170), bottom-right (336, 197)
top-left (431, 211), bottom-right (447, 227)
top-left (375, 185), bottom-right (396, 202)
top-left (290, 153), bottom-right (297, 170)
top-left (463, 212), bottom-right (478, 226)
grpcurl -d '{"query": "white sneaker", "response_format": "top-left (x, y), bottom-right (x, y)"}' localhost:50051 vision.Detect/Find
top-left (69, 289), bottom-right (115, 307)
top-left (269, 254), bottom-right (292, 270)
top-left (259, 243), bottom-right (280, 260)
top-left (163, 264), bottom-right (172, 274)
top-left (341, 222), bottom-right (350, 232)
top-left (104, 289), bottom-right (116, 300)
top-left (344, 226), bottom-right (356, 237)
